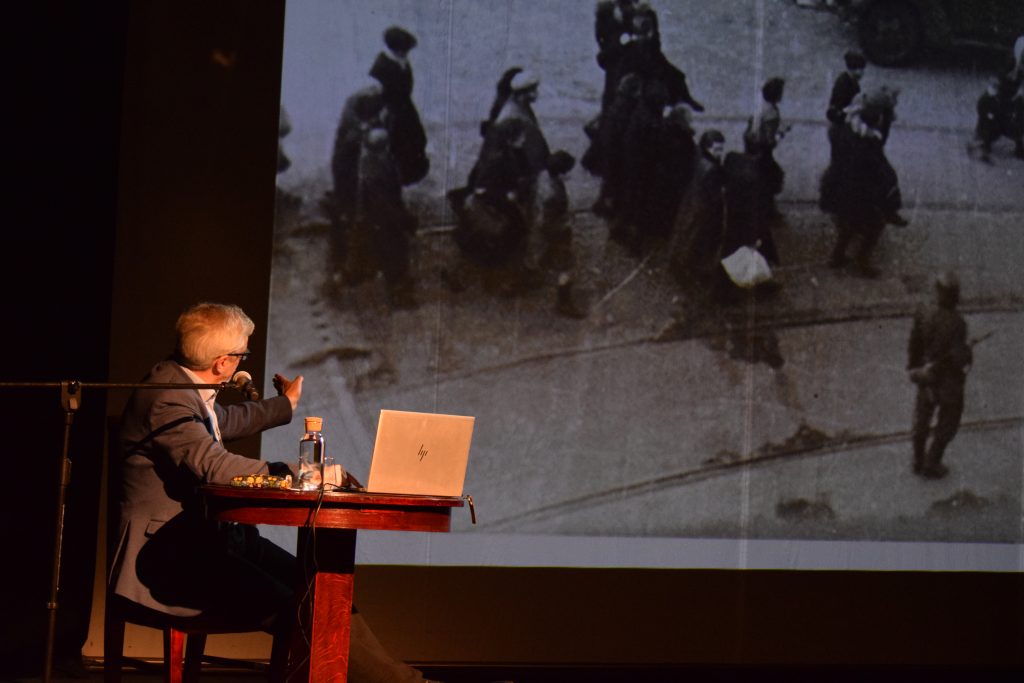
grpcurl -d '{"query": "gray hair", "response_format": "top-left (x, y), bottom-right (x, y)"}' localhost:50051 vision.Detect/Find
top-left (174, 302), bottom-right (254, 370)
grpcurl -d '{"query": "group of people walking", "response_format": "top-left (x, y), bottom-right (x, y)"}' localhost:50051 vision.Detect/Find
top-left (317, 4), bottom-right (1011, 325)
top-left (576, 1), bottom-right (912, 305)
top-left (310, 5), bottom-right (990, 483)
top-left (326, 26), bottom-right (428, 310)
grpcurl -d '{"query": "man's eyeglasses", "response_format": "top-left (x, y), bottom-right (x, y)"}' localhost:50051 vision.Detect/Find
top-left (226, 351), bottom-right (250, 361)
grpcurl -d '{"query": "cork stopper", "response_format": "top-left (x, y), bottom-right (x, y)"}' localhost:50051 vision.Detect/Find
top-left (304, 416), bottom-right (323, 432)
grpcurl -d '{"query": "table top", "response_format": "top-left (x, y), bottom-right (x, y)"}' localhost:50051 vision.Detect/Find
top-left (201, 484), bottom-right (464, 532)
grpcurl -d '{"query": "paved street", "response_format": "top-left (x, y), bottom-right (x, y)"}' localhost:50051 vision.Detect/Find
top-left (266, 1), bottom-right (1024, 565)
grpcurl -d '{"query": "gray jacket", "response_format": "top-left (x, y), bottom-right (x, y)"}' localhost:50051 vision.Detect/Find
top-left (109, 359), bottom-right (293, 616)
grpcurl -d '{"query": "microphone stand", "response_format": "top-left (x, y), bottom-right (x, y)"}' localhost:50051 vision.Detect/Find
top-left (0, 378), bottom-right (234, 683)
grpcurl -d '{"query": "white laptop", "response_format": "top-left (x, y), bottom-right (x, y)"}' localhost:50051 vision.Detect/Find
top-left (365, 409), bottom-right (475, 496)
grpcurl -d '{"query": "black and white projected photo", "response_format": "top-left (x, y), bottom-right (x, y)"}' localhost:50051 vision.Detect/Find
top-left (261, 0), bottom-right (1024, 571)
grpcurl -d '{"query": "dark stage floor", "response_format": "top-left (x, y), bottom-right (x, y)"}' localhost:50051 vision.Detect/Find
top-left (4, 657), bottom-right (1022, 683)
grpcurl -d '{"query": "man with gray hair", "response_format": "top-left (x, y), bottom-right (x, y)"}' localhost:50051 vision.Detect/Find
top-left (112, 302), bottom-right (452, 682)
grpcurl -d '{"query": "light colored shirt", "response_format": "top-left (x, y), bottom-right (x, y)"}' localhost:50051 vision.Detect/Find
top-left (181, 365), bottom-right (221, 442)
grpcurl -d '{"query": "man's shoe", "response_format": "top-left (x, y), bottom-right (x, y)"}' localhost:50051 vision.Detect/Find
top-left (556, 283), bottom-right (588, 320)
top-left (921, 463), bottom-right (949, 479)
top-left (886, 212), bottom-right (909, 227)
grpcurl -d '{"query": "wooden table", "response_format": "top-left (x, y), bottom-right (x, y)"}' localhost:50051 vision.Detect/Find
top-left (201, 485), bottom-right (464, 682)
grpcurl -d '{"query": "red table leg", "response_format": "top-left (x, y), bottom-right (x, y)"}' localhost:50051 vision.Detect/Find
top-left (294, 527), bottom-right (357, 683)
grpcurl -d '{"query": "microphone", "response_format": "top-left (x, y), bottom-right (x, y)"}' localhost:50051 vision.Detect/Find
top-left (229, 370), bottom-right (260, 401)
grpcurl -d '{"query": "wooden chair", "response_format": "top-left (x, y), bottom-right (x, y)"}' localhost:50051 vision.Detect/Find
top-left (103, 591), bottom-right (289, 683)
top-left (103, 418), bottom-right (289, 683)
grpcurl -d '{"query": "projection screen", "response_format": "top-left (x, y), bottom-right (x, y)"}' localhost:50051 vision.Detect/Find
top-left (261, 0), bottom-right (1024, 571)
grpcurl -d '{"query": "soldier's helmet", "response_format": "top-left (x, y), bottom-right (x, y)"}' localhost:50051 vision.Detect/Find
top-left (934, 270), bottom-right (960, 307)
top-left (935, 270), bottom-right (959, 291)
top-left (844, 50), bottom-right (867, 70)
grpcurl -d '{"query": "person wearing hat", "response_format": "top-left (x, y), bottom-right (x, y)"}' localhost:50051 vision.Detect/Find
top-left (493, 68), bottom-right (550, 182)
top-left (328, 80), bottom-right (386, 264)
top-left (499, 70), bottom-right (541, 124)
top-left (827, 50), bottom-right (866, 127)
top-left (594, 0), bottom-right (643, 110)
top-left (826, 50), bottom-right (866, 160)
top-left (446, 116), bottom-right (534, 289)
top-left (451, 71), bottom-right (564, 301)
top-left (907, 271), bottom-right (973, 479)
top-left (369, 25), bottom-right (430, 185)
top-left (820, 85), bottom-right (907, 275)
top-left (615, 3), bottom-right (704, 114)
top-left (480, 66), bottom-right (524, 137)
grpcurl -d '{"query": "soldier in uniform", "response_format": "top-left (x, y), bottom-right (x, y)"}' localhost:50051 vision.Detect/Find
top-left (907, 271), bottom-right (973, 479)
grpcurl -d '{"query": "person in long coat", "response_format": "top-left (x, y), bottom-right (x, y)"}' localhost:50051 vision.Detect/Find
top-left (820, 89), bottom-right (904, 276)
top-left (491, 70), bottom-right (550, 181)
top-left (615, 5), bottom-right (704, 113)
top-left (585, 72), bottom-right (642, 218)
top-left (594, 0), bottom-right (642, 110)
top-left (584, 2), bottom-right (703, 217)
top-left (744, 77), bottom-right (788, 215)
top-left (369, 26), bottom-right (429, 186)
top-left (448, 117), bottom-right (533, 272)
top-left (347, 127), bottom-right (418, 309)
top-left (328, 81), bottom-right (385, 262)
top-left (609, 77), bottom-right (671, 255)
top-left (826, 50), bottom-right (866, 158)
top-left (669, 128), bottom-right (726, 290)
top-left (650, 104), bottom-right (698, 241)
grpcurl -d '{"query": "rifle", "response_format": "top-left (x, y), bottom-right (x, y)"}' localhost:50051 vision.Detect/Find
top-left (909, 330), bottom-right (994, 388)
